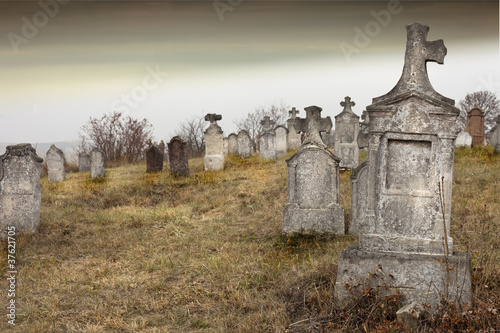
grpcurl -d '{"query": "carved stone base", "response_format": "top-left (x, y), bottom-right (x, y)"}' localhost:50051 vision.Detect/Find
top-left (204, 155), bottom-right (224, 171)
top-left (282, 203), bottom-right (344, 235)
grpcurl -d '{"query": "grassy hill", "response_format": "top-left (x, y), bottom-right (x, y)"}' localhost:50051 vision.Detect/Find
top-left (0, 147), bottom-right (499, 332)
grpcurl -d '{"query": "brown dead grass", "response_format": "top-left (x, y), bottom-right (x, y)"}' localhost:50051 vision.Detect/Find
top-left (0, 147), bottom-right (498, 332)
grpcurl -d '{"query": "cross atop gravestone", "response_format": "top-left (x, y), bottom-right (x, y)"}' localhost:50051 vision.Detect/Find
top-left (293, 106), bottom-right (332, 147)
top-left (374, 22), bottom-right (452, 105)
top-left (340, 96), bottom-right (355, 112)
top-left (289, 107), bottom-right (299, 119)
top-left (261, 116), bottom-right (276, 133)
top-left (205, 113), bottom-right (222, 125)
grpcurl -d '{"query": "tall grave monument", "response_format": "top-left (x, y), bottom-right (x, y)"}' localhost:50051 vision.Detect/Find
top-left (259, 116), bottom-right (276, 160)
top-left (204, 113), bottom-right (224, 171)
top-left (465, 104), bottom-right (485, 146)
top-left (286, 107), bottom-right (302, 149)
top-left (334, 96), bottom-right (360, 168)
top-left (337, 23), bottom-right (471, 308)
top-left (46, 144), bottom-right (65, 182)
top-left (282, 106), bottom-right (344, 235)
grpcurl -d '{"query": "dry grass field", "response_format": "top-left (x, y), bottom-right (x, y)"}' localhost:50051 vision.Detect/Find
top-left (0, 147), bottom-right (498, 332)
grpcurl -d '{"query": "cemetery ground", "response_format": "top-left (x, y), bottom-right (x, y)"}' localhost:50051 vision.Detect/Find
top-left (1, 147), bottom-right (499, 332)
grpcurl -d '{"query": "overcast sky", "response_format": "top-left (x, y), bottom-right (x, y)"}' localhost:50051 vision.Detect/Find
top-left (0, 0), bottom-right (498, 144)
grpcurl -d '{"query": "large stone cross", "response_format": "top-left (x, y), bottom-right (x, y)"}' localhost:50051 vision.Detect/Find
top-left (261, 116), bottom-right (275, 133)
top-left (205, 113), bottom-right (222, 126)
top-left (340, 96), bottom-right (355, 113)
top-left (288, 107), bottom-right (299, 119)
top-left (293, 106), bottom-right (332, 147)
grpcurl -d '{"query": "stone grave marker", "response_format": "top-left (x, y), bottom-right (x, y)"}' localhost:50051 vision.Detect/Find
top-left (487, 116), bottom-right (500, 153)
top-left (237, 130), bottom-right (252, 158)
top-left (0, 144), bottom-right (43, 239)
top-left (79, 152), bottom-right (91, 172)
top-left (334, 96), bottom-right (360, 168)
top-left (223, 137), bottom-right (229, 155)
top-left (46, 144), bottom-right (65, 182)
top-left (357, 110), bottom-right (370, 149)
top-left (259, 116), bottom-right (276, 159)
top-left (168, 136), bottom-right (190, 177)
top-left (227, 133), bottom-right (238, 155)
top-left (204, 113), bottom-right (224, 170)
top-left (282, 105), bottom-right (344, 235)
top-left (146, 145), bottom-right (163, 173)
top-left (275, 125), bottom-right (288, 157)
top-left (90, 148), bottom-right (105, 178)
top-left (336, 22), bottom-right (472, 309)
top-left (454, 130), bottom-right (472, 147)
top-left (465, 104), bottom-right (485, 146)
top-left (286, 107), bottom-right (302, 149)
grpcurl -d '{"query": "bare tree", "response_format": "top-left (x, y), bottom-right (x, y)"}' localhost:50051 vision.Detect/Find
top-left (234, 100), bottom-right (289, 152)
top-left (77, 112), bottom-right (154, 164)
top-left (458, 90), bottom-right (500, 132)
top-left (174, 114), bottom-right (206, 158)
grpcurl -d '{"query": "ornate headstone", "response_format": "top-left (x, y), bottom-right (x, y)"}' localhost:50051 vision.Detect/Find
top-left (79, 153), bottom-right (91, 172)
top-left (146, 145), bottom-right (163, 173)
top-left (488, 116), bottom-right (500, 153)
top-left (90, 148), bottom-right (105, 178)
top-left (46, 144), bottom-right (65, 182)
top-left (454, 130), bottom-right (472, 147)
top-left (204, 113), bottom-right (224, 170)
top-left (286, 107), bottom-right (302, 149)
top-left (168, 136), bottom-right (190, 177)
top-left (282, 106), bottom-right (344, 235)
top-left (0, 144), bottom-right (43, 239)
top-left (227, 133), bottom-right (238, 155)
top-left (465, 104), bottom-right (485, 146)
top-left (275, 125), bottom-right (288, 157)
top-left (336, 22), bottom-right (471, 309)
top-left (237, 130), bottom-right (252, 158)
top-left (259, 116), bottom-right (276, 159)
top-left (334, 97), bottom-right (360, 168)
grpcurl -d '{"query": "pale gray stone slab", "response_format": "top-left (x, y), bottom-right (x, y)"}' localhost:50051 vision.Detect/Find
top-left (79, 153), bottom-right (90, 172)
top-left (204, 113), bottom-right (224, 170)
top-left (334, 97), bottom-right (360, 169)
top-left (90, 148), bottom-right (105, 178)
top-left (46, 144), bottom-right (65, 182)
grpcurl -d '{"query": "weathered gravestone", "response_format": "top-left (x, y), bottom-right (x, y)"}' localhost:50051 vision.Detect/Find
top-left (227, 133), bottom-right (238, 155)
top-left (168, 136), bottom-right (190, 177)
top-left (259, 116), bottom-right (276, 160)
top-left (334, 96), bottom-right (360, 168)
top-left (237, 130), bottom-right (252, 158)
top-left (79, 152), bottom-right (91, 172)
top-left (275, 125), bottom-right (288, 157)
top-left (146, 145), bottom-right (163, 173)
top-left (336, 22), bottom-right (472, 309)
top-left (223, 137), bottom-right (229, 155)
top-left (46, 144), bottom-right (65, 182)
top-left (159, 140), bottom-right (166, 161)
top-left (357, 110), bottom-right (370, 149)
top-left (90, 148), bottom-right (105, 178)
top-left (454, 130), bottom-right (472, 147)
top-left (488, 116), bottom-right (500, 153)
top-left (204, 113), bottom-right (224, 170)
top-left (465, 104), bottom-right (485, 146)
top-left (0, 144), bottom-right (43, 239)
top-left (282, 106), bottom-right (344, 235)
top-left (287, 107), bottom-right (302, 149)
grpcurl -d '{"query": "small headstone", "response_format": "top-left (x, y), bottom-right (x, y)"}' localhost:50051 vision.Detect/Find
top-left (357, 110), bottom-right (370, 149)
top-left (90, 148), bottom-right (105, 178)
top-left (454, 130), bottom-right (472, 147)
top-left (334, 96), bottom-right (360, 168)
top-left (79, 153), bottom-right (91, 172)
top-left (237, 130), bottom-right (252, 158)
top-left (46, 144), bottom-right (65, 182)
top-left (465, 104), bottom-right (485, 146)
top-left (0, 144), bottom-right (43, 239)
top-left (223, 137), bottom-right (229, 155)
top-left (282, 106), bottom-right (344, 235)
top-left (275, 125), bottom-right (288, 157)
top-left (168, 136), bottom-right (190, 177)
top-left (286, 107), bottom-right (302, 149)
top-left (259, 116), bottom-right (276, 160)
top-left (204, 113), bottom-right (224, 170)
top-left (146, 145), bottom-right (163, 173)
top-left (487, 116), bottom-right (500, 153)
top-left (336, 22), bottom-right (471, 309)
top-left (227, 133), bottom-right (238, 155)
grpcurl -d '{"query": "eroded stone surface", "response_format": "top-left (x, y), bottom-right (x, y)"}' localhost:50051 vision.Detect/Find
top-left (455, 130), bottom-right (472, 147)
top-left (237, 130), bottom-right (252, 158)
top-left (79, 153), bottom-right (91, 172)
top-left (287, 107), bottom-right (302, 149)
top-left (259, 116), bottom-right (276, 160)
top-left (90, 148), bottom-right (105, 178)
top-left (146, 145), bottom-right (163, 173)
top-left (168, 136), bottom-right (190, 177)
top-left (334, 97), bottom-right (360, 168)
top-left (204, 113), bottom-right (224, 170)
top-left (227, 133), bottom-right (238, 155)
top-left (465, 104), bottom-right (485, 146)
top-left (46, 144), bottom-right (65, 182)
top-left (487, 116), bottom-right (500, 153)
top-left (293, 106), bottom-right (332, 148)
top-left (275, 125), bottom-right (288, 157)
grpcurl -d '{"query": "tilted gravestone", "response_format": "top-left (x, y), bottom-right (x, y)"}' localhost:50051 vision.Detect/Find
top-left (275, 125), bottom-right (288, 157)
top-left (168, 136), bottom-right (190, 177)
top-left (146, 145), bottom-right (163, 173)
top-left (286, 107), bottom-right (302, 149)
top-left (79, 152), bottom-right (91, 172)
top-left (0, 144), bottom-right (43, 239)
top-left (282, 105), bottom-right (344, 235)
top-left (454, 130), bottom-right (472, 147)
top-left (46, 144), bottom-right (65, 182)
top-left (334, 96), bottom-right (360, 168)
top-left (227, 133), bottom-right (238, 155)
top-left (465, 104), bottom-right (485, 146)
top-left (259, 116), bottom-right (276, 160)
top-left (488, 116), bottom-right (500, 153)
top-left (336, 22), bottom-right (471, 309)
top-left (204, 113), bottom-right (224, 170)
top-left (90, 148), bottom-right (105, 178)
top-left (237, 130), bottom-right (252, 158)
